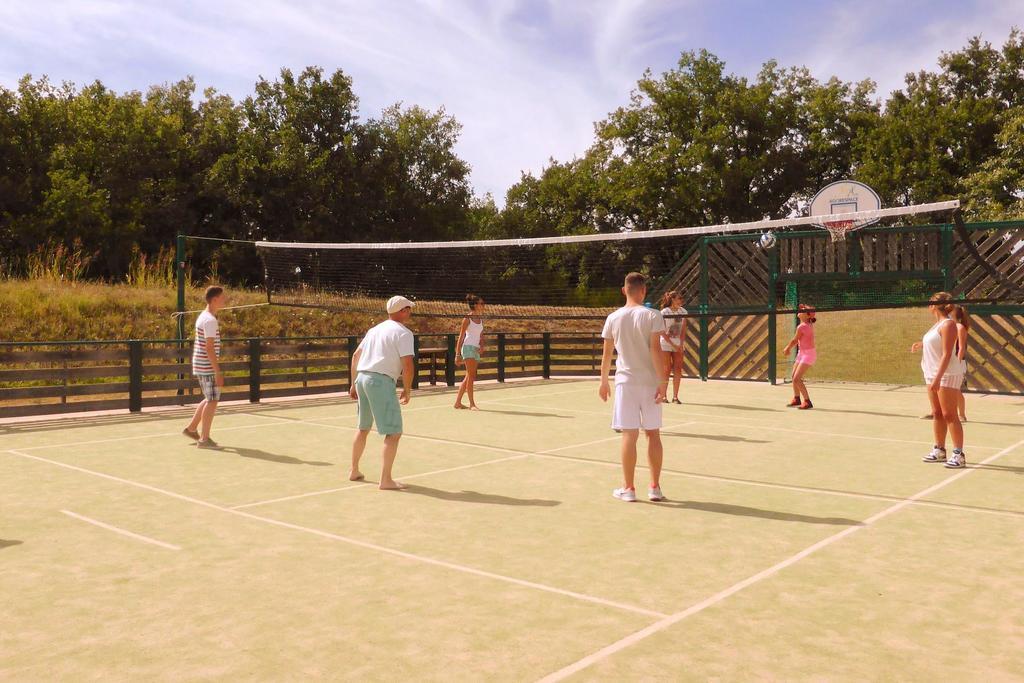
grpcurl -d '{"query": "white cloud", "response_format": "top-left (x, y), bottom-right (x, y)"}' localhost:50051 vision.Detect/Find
top-left (1, 0), bottom-right (1019, 204)
top-left (790, 0), bottom-right (1024, 98)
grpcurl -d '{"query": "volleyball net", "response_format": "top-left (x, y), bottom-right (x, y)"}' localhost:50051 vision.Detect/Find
top-left (252, 201), bottom-right (991, 321)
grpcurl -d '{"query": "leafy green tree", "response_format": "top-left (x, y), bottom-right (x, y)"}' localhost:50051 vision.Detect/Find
top-left (963, 106), bottom-right (1024, 218)
top-left (856, 30), bottom-right (1024, 205)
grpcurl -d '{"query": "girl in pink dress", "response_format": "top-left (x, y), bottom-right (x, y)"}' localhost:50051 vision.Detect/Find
top-left (782, 304), bottom-right (817, 410)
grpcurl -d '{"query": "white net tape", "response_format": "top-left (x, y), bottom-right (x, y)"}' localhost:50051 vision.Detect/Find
top-left (255, 201), bottom-right (959, 250)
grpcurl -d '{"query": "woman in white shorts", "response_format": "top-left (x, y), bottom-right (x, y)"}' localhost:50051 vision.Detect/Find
top-left (659, 290), bottom-right (687, 404)
top-left (911, 292), bottom-right (966, 468)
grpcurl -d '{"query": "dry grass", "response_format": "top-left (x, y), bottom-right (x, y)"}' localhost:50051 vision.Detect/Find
top-left (0, 278), bottom-right (603, 342)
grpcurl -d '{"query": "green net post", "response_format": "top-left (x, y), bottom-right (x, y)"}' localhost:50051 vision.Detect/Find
top-left (497, 333), bottom-right (506, 383)
top-left (175, 234), bottom-right (186, 397)
top-left (941, 223), bottom-right (955, 291)
top-left (767, 243), bottom-right (780, 385)
top-left (784, 281), bottom-right (799, 378)
top-left (847, 234), bottom-right (863, 276)
top-left (445, 334), bottom-right (457, 386)
top-left (175, 234), bottom-right (186, 342)
top-left (698, 239), bottom-right (709, 381)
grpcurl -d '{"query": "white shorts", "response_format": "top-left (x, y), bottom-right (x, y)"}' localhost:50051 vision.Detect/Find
top-left (612, 383), bottom-right (663, 431)
top-left (660, 338), bottom-right (682, 353)
top-left (925, 374), bottom-right (965, 390)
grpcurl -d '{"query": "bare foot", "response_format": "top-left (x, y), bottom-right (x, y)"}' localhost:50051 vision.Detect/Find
top-left (469, 404), bottom-right (480, 411)
top-left (349, 471), bottom-right (365, 482)
top-left (379, 481), bottom-right (408, 490)
top-left (454, 403), bottom-right (468, 410)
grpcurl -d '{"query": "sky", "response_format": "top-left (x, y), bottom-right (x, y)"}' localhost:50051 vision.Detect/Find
top-left (1, 0), bottom-right (1021, 202)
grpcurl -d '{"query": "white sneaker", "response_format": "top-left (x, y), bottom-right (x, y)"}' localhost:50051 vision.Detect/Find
top-left (648, 486), bottom-right (666, 502)
top-left (612, 487), bottom-right (637, 502)
top-left (945, 450), bottom-right (966, 468)
top-left (922, 446), bottom-right (946, 463)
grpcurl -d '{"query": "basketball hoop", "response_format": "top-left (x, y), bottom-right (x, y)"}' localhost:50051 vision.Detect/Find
top-left (809, 180), bottom-right (881, 242)
top-left (821, 219), bottom-right (861, 242)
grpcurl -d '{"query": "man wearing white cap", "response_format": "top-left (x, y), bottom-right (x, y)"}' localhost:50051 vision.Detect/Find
top-left (348, 295), bottom-right (416, 489)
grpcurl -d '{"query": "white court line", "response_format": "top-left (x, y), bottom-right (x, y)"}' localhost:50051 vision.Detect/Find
top-left (12, 420), bottom-right (289, 453)
top-left (7, 448), bottom-right (664, 619)
top-left (495, 402), bottom-right (1004, 450)
top-left (255, 417), bottom-right (1024, 520)
top-left (231, 454), bottom-right (529, 509)
top-left (537, 436), bottom-right (1024, 682)
top-left (528, 450), bottom-right (1024, 520)
top-left (224, 416), bottom-right (693, 510)
top-left (60, 509), bottom-right (181, 551)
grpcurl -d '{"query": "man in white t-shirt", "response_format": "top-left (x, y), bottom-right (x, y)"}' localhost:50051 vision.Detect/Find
top-left (599, 272), bottom-right (669, 502)
top-left (348, 296), bottom-right (416, 490)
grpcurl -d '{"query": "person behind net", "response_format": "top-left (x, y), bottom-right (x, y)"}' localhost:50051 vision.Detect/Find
top-left (781, 304), bottom-right (817, 410)
top-left (454, 294), bottom-right (486, 410)
top-left (659, 290), bottom-right (687, 405)
top-left (348, 296), bottom-right (416, 490)
top-left (183, 285), bottom-right (227, 448)
top-left (911, 292), bottom-right (967, 468)
top-left (599, 272), bottom-right (670, 503)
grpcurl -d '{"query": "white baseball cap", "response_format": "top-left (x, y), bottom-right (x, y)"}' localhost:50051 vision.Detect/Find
top-left (386, 295), bottom-right (415, 314)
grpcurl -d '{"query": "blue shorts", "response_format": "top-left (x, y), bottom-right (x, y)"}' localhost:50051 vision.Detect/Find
top-left (355, 372), bottom-right (403, 435)
top-left (461, 345), bottom-right (481, 361)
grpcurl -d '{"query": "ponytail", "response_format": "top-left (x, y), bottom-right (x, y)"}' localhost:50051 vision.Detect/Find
top-left (953, 304), bottom-right (971, 329)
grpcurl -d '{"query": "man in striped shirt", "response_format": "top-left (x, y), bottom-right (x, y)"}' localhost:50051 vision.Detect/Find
top-left (183, 286), bottom-right (227, 448)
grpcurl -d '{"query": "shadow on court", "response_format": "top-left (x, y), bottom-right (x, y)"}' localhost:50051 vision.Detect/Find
top-left (403, 485), bottom-right (561, 507)
top-left (701, 403), bottom-right (781, 413)
top-left (662, 431), bottom-right (770, 444)
top-left (814, 407), bottom-right (1023, 428)
top-left (479, 408), bottom-right (572, 419)
top-left (653, 500), bottom-right (863, 526)
top-left (218, 446), bottom-right (333, 466)
top-left (0, 539), bottom-right (23, 550)
top-left (971, 462), bottom-right (1024, 474)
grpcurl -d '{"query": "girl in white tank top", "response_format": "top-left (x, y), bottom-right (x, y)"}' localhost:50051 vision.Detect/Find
top-left (455, 294), bottom-right (486, 410)
top-left (910, 293), bottom-right (966, 468)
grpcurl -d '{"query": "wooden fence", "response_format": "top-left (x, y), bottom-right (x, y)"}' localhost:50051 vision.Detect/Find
top-left (0, 332), bottom-right (608, 419)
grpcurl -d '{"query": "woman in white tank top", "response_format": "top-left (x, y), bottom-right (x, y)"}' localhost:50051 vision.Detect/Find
top-left (910, 292), bottom-right (966, 468)
top-left (455, 294), bottom-right (485, 410)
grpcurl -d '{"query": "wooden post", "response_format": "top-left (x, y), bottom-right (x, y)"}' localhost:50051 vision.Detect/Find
top-left (248, 338), bottom-right (261, 403)
top-left (497, 333), bottom-right (506, 383)
top-left (128, 340), bottom-right (143, 413)
top-left (542, 332), bottom-right (551, 379)
top-left (445, 334), bottom-right (457, 386)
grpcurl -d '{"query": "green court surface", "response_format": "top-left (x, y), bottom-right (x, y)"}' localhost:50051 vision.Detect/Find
top-left (2, 379), bottom-right (1023, 681)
